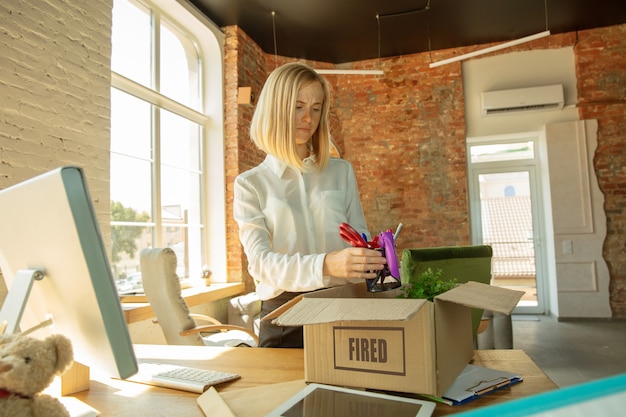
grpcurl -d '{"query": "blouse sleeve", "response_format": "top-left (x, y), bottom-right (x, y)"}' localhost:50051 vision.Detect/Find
top-left (233, 174), bottom-right (326, 296)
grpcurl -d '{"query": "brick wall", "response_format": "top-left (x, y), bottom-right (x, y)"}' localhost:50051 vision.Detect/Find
top-left (332, 57), bottom-right (469, 249)
top-left (575, 24), bottom-right (626, 317)
top-left (0, 0), bottom-right (113, 242)
top-left (223, 27), bottom-right (267, 292)
top-left (225, 24), bottom-right (626, 317)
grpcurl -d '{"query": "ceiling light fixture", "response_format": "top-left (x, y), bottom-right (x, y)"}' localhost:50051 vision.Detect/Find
top-left (428, 30), bottom-right (551, 68)
top-left (315, 69), bottom-right (384, 75)
top-left (429, 0), bottom-right (551, 68)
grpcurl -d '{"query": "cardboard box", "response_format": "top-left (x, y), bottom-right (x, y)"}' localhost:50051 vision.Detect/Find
top-left (267, 281), bottom-right (523, 396)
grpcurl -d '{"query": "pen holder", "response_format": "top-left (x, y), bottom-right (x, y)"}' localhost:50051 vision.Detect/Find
top-left (365, 230), bottom-right (401, 293)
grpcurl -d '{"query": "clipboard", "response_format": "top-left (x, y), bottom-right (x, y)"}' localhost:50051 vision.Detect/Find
top-left (441, 364), bottom-right (523, 405)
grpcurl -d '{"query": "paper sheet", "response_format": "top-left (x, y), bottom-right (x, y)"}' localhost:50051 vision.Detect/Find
top-left (442, 364), bottom-right (522, 404)
top-left (197, 380), bottom-right (307, 417)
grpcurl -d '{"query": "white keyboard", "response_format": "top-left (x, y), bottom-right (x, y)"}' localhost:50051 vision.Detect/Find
top-left (126, 362), bottom-right (241, 393)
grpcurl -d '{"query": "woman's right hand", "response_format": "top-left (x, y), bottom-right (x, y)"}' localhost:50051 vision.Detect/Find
top-left (323, 247), bottom-right (386, 279)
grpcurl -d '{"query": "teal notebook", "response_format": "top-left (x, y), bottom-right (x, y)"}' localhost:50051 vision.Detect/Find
top-left (453, 372), bottom-right (626, 417)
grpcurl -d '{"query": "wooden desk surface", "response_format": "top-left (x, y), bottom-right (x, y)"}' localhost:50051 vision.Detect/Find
top-left (69, 346), bottom-right (556, 416)
top-left (121, 282), bottom-right (245, 324)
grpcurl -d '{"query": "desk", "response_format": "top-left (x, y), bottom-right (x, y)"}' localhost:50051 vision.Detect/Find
top-left (70, 346), bottom-right (556, 416)
top-left (121, 282), bottom-right (245, 324)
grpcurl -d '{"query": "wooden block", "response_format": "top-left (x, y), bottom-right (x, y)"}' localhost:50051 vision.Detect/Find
top-left (61, 361), bottom-right (91, 395)
top-left (237, 87), bottom-right (253, 105)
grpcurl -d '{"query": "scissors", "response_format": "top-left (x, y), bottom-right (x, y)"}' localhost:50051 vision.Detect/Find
top-left (339, 222), bottom-right (369, 248)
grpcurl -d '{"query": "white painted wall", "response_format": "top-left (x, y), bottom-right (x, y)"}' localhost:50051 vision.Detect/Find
top-left (0, 0), bottom-right (113, 243)
top-left (463, 48), bottom-right (611, 318)
top-left (463, 48), bottom-right (579, 138)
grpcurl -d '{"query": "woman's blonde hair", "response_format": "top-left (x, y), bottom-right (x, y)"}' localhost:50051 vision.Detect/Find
top-left (250, 62), bottom-right (333, 171)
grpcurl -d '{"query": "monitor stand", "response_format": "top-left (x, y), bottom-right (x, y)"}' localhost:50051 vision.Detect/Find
top-left (0, 268), bottom-right (44, 334)
top-left (0, 268), bottom-right (91, 395)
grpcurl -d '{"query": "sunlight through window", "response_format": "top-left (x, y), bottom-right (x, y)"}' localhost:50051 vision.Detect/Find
top-left (110, 0), bottom-right (205, 288)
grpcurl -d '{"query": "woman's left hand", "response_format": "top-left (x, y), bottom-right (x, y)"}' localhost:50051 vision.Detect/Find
top-left (322, 247), bottom-right (386, 279)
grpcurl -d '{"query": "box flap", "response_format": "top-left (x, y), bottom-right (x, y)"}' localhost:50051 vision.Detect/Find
top-left (434, 300), bottom-right (474, 394)
top-left (304, 282), bottom-right (401, 299)
top-left (261, 293), bottom-right (305, 322)
top-left (272, 297), bottom-right (427, 326)
top-left (436, 281), bottom-right (524, 315)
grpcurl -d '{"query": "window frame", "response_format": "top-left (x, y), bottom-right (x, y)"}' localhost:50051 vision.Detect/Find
top-left (110, 0), bottom-right (227, 283)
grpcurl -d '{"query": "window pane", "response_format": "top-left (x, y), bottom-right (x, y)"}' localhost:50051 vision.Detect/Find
top-left (111, 0), bottom-right (207, 285)
top-left (111, 0), bottom-right (152, 88)
top-left (110, 89), bottom-right (152, 160)
top-left (161, 226), bottom-right (203, 281)
top-left (470, 141), bottom-right (534, 163)
top-left (160, 109), bottom-right (200, 170)
top-left (111, 221), bottom-right (153, 284)
top-left (161, 164), bottom-right (201, 219)
top-left (160, 109), bottom-right (202, 280)
top-left (110, 154), bottom-right (152, 215)
top-left (160, 21), bottom-right (200, 109)
top-left (161, 226), bottom-right (188, 277)
top-left (478, 172), bottom-right (537, 296)
top-left (160, 108), bottom-right (202, 229)
top-left (161, 164), bottom-right (201, 221)
top-left (186, 225), bottom-right (203, 280)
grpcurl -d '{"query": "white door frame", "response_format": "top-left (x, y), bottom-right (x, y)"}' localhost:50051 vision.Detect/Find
top-left (467, 133), bottom-right (550, 315)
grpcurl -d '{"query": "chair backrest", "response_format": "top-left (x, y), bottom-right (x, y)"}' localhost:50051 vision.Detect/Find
top-left (401, 245), bottom-right (493, 336)
top-left (140, 247), bottom-right (204, 346)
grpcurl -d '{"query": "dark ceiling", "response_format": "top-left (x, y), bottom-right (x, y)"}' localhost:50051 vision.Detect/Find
top-left (187, 0), bottom-right (626, 64)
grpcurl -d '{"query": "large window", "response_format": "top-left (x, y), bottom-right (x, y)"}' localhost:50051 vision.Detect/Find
top-left (110, 0), bottom-right (224, 289)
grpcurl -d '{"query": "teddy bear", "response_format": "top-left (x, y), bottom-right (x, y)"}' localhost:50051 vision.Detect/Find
top-left (0, 332), bottom-right (74, 417)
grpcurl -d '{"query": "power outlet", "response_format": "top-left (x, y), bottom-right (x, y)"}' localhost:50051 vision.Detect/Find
top-left (562, 240), bottom-right (573, 255)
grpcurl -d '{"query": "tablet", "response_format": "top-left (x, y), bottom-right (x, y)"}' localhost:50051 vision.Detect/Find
top-left (266, 383), bottom-right (436, 417)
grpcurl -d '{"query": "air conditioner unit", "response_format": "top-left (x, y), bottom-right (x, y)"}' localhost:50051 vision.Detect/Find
top-left (481, 84), bottom-right (564, 116)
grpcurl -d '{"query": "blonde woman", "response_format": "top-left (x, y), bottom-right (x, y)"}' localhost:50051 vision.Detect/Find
top-left (234, 63), bottom-right (385, 347)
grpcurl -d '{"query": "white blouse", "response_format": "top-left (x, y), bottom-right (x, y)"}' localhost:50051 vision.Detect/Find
top-left (234, 155), bottom-right (369, 300)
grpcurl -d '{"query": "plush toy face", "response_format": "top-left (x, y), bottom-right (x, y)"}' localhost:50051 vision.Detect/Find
top-left (0, 334), bottom-right (73, 398)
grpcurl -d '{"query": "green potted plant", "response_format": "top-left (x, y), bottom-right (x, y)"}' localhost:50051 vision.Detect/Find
top-left (398, 267), bottom-right (457, 301)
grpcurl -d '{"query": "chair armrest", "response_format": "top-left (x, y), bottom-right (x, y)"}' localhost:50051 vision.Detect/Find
top-left (228, 293), bottom-right (262, 332)
top-left (153, 313), bottom-right (222, 326)
top-left (180, 324), bottom-right (260, 344)
top-left (189, 313), bottom-right (222, 326)
top-left (477, 317), bottom-right (491, 334)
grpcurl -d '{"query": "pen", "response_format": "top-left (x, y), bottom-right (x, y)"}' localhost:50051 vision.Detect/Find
top-left (393, 223), bottom-right (403, 241)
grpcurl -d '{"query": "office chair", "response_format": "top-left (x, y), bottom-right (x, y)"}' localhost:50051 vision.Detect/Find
top-left (140, 247), bottom-right (259, 347)
top-left (401, 245), bottom-right (514, 349)
top-left (228, 291), bottom-right (262, 337)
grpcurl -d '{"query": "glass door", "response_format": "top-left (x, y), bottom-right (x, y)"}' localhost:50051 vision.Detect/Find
top-left (467, 139), bottom-right (547, 314)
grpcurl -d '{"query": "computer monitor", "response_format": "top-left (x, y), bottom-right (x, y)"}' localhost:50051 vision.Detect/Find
top-left (0, 166), bottom-right (138, 380)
